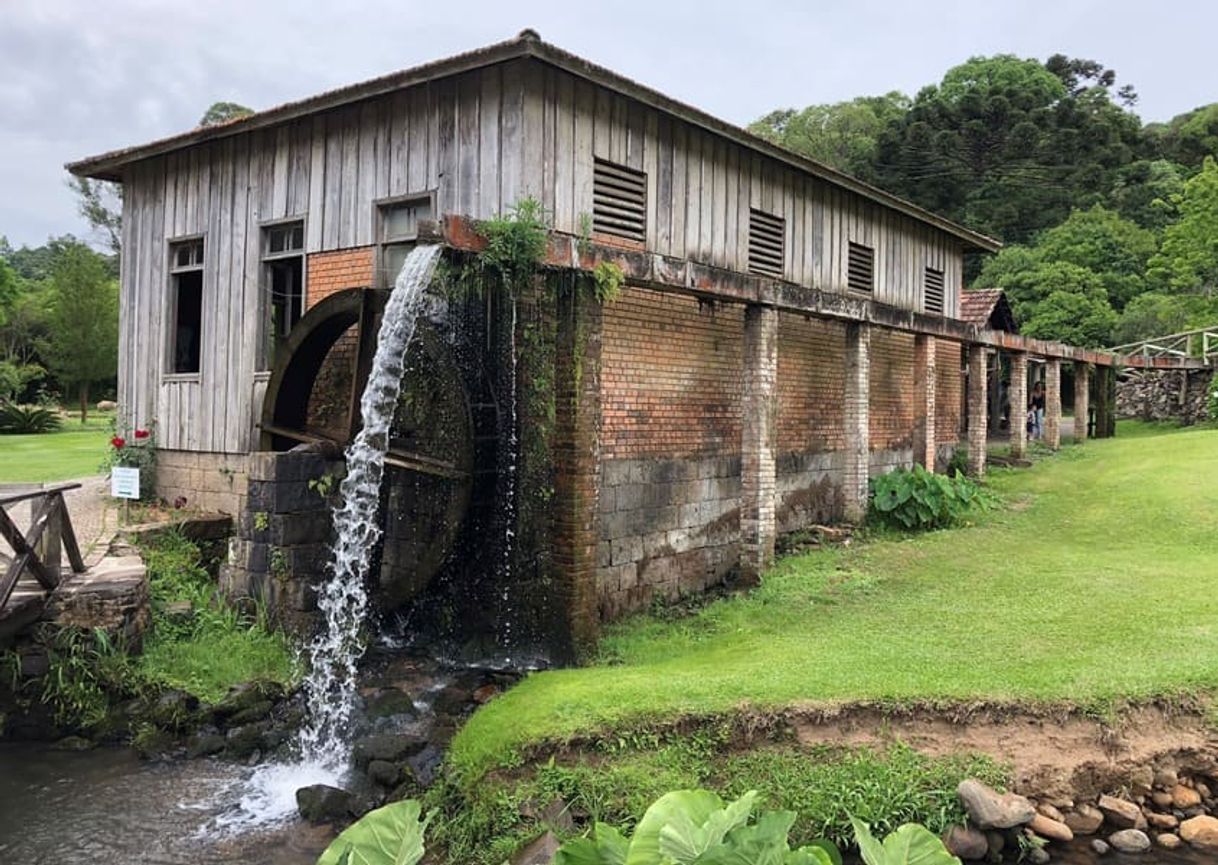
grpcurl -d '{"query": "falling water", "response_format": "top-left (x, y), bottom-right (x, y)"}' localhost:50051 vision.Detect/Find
top-left (215, 244), bottom-right (441, 830)
top-left (498, 294), bottom-right (518, 650)
top-left (299, 243), bottom-right (443, 761)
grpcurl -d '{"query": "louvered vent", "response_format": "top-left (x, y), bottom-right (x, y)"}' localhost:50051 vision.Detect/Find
top-left (748, 209), bottom-right (785, 278)
top-left (847, 242), bottom-right (874, 293)
top-left (924, 267), bottom-right (945, 315)
top-left (593, 158), bottom-right (646, 243)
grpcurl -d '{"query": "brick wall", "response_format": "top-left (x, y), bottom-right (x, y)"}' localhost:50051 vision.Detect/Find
top-left (303, 248), bottom-right (373, 437)
top-left (306, 247), bottom-right (375, 307)
top-left (936, 340), bottom-right (964, 447)
top-left (597, 287), bottom-right (744, 617)
top-left (601, 289), bottom-right (743, 459)
top-left (869, 329), bottom-right (916, 453)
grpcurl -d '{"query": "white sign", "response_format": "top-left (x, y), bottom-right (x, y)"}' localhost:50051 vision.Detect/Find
top-left (111, 466), bottom-right (141, 500)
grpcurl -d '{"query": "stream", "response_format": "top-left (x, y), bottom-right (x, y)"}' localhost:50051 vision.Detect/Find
top-left (1, 739), bottom-right (1213, 865)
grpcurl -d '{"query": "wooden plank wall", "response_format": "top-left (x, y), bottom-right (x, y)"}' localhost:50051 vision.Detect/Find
top-left (118, 57), bottom-right (965, 455)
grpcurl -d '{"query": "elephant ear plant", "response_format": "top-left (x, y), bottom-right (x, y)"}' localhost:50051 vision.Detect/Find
top-left (316, 799), bottom-right (433, 865)
top-left (850, 817), bottom-right (961, 865)
top-left (553, 789), bottom-right (842, 865)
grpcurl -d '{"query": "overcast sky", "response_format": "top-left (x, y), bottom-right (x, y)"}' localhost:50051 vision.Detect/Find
top-left (3, 0), bottom-right (1215, 249)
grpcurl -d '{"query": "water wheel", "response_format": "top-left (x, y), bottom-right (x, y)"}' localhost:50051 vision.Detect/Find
top-left (259, 288), bottom-right (475, 607)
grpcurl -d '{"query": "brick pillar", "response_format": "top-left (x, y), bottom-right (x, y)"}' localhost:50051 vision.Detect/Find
top-left (1008, 351), bottom-right (1028, 459)
top-left (843, 322), bottom-right (871, 522)
top-left (1074, 362), bottom-right (1090, 444)
top-left (913, 335), bottom-right (937, 469)
top-left (740, 304), bottom-right (778, 583)
top-left (552, 280), bottom-right (604, 660)
top-left (1045, 358), bottom-right (1062, 450)
top-left (967, 345), bottom-right (988, 477)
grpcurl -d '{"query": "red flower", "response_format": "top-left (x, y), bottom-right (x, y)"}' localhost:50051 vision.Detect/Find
top-left (134, 429), bottom-right (150, 440)
top-left (111, 436), bottom-right (126, 449)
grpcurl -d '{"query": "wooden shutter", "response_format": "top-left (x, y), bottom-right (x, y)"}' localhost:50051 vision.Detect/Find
top-left (924, 266), bottom-right (945, 315)
top-left (748, 209), bottom-right (785, 278)
top-left (847, 242), bottom-right (874, 293)
top-left (593, 158), bottom-right (646, 243)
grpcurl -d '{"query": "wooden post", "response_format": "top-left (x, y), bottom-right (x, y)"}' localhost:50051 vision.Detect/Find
top-left (912, 335), bottom-right (937, 470)
top-left (967, 345), bottom-right (988, 477)
top-left (1008, 351), bottom-right (1028, 459)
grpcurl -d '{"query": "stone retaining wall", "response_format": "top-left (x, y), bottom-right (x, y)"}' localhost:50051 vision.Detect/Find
top-left (1116, 368), bottom-right (1212, 425)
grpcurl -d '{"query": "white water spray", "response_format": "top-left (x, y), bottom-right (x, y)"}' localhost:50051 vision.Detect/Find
top-left (215, 245), bottom-right (441, 830)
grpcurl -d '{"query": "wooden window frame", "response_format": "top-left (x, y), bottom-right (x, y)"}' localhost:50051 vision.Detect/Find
top-left (164, 234), bottom-right (206, 382)
top-left (374, 191), bottom-right (436, 288)
top-left (258, 217), bottom-right (307, 372)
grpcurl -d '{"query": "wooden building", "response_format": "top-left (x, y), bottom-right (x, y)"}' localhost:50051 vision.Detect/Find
top-left (72, 31), bottom-right (1157, 648)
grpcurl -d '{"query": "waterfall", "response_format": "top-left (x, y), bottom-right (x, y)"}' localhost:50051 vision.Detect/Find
top-left (215, 245), bottom-right (441, 831)
top-left (298, 243), bottom-right (443, 763)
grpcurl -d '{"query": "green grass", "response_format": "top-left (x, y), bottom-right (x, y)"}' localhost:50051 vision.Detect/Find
top-left (0, 410), bottom-right (114, 482)
top-left (452, 421), bottom-right (1218, 780)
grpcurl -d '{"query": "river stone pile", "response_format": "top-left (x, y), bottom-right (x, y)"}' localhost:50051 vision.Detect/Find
top-left (950, 768), bottom-right (1218, 861)
top-left (1115, 368), bottom-right (1212, 425)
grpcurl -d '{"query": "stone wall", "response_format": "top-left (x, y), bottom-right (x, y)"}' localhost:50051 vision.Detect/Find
top-left (1117, 368), bottom-right (1213, 425)
top-left (155, 450), bottom-right (249, 515)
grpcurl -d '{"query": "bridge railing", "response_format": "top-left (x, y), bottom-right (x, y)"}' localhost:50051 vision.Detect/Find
top-left (1109, 326), bottom-right (1218, 363)
top-left (0, 483), bottom-right (87, 614)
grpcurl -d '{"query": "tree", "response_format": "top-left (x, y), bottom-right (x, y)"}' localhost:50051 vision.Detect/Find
top-left (1021, 286), bottom-right (1118, 347)
top-left (871, 54), bottom-right (1142, 245)
top-left (1148, 103), bottom-right (1218, 169)
top-left (1107, 159), bottom-right (1187, 230)
top-left (199, 101), bottom-right (254, 127)
top-left (1147, 157), bottom-right (1218, 296)
top-left (748, 93), bottom-right (911, 176)
top-left (1033, 206), bottom-right (1158, 310)
top-left (976, 257), bottom-right (1118, 346)
top-left (42, 243), bottom-right (118, 421)
top-left (68, 176), bottom-right (123, 256)
top-left (0, 257), bottom-right (17, 327)
top-left (1114, 292), bottom-right (1218, 344)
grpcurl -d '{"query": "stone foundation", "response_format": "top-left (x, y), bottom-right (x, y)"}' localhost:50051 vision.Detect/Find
top-left (155, 450), bottom-right (249, 515)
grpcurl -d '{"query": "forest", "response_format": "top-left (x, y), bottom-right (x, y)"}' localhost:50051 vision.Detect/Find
top-left (751, 53), bottom-right (1218, 347)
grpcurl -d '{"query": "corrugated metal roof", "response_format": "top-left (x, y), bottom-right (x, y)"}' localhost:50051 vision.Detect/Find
top-left (67, 29), bottom-right (1001, 252)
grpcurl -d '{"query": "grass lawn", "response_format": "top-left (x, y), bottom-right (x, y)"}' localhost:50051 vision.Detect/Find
top-left (0, 412), bottom-right (113, 483)
top-left (452, 421), bottom-right (1218, 779)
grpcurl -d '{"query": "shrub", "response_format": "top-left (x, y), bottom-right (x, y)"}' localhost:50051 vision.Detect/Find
top-left (869, 464), bottom-right (992, 531)
top-left (0, 403), bottom-right (62, 434)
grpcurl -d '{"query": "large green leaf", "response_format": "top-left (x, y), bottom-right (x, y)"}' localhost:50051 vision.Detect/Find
top-left (556, 824), bottom-right (630, 865)
top-left (316, 800), bottom-right (433, 865)
top-left (658, 791), bottom-right (759, 863)
top-left (850, 818), bottom-right (960, 865)
top-left (626, 789), bottom-right (725, 865)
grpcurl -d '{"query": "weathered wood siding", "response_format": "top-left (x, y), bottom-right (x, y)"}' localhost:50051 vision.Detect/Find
top-left (118, 57), bottom-right (965, 454)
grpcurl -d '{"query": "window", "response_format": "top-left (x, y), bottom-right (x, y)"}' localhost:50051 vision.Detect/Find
top-left (592, 158), bottom-right (646, 243)
top-left (378, 195), bottom-right (433, 287)
top-left (747, 209), bottom-right (785, 278)
top-left (260, 220), bottom-right (305, 370)
top-left (168, 238), bottom-right (204, 375)
top-left (924, 266), bottom-right (945, 315)
top-left (847, 242), bottom-right (874, 294)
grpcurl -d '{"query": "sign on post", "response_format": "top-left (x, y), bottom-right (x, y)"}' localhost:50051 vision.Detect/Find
top-left (111, 467), bottom-right (141, 500)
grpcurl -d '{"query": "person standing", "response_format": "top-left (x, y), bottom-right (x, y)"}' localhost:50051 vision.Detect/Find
top-left (1030, 381), bottom-right (1046, 440)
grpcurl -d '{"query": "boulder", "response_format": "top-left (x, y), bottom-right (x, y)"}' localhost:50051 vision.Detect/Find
top-left (1097, 794), bottom-right (1141, 829)
top-left (1064, 803), bottom-right (1104, 835)
top-left (1090, 838), bottom-right (1110, 855)
top-left (1028, 813), bottom-right (1073, 843)
top-left (363, 688), bottom-right (419, 720)
top-left (1130, 766), bottom-right (1154, 796)
top-left (1151, 791), bottom-right (1175, 808)
top-left (147, 689), bottom-right (201, 730)
top-left (1108, 829), bottom-right (1151, 854)
top-left (512, 831), bottom-right (560, 865)
top-left (49, 735), bottom-right (96, 751)
top-left (943, 825), bottom-right (988, 860)
top-left (351, 732), bottom-right (428, 768)
top-left (226, 700), bottom-right (275, 727)
top-left (366, 760), bottom-right (400, 788)
top-left (1026, 847), bottom-right (1050, 865)
top-left (1171, 784), bottom-right (1202, 809)
top-left (1146, 811), bottom-right (1178, 830)
top-left (1156, 832), bottom-right (1182, 850)
top-left (405, 742), bottom-right (445, 788)
top-left (225, 721), bottom-right (271, 758)
top-left (213, 682), bottom-right (284, 719)
top-left (97, 400), bottom-right (118, 411)
top-left (1179, 815), bottom-right (1218, 851)
top-left (186, 732), bottom-right (227, 758)
top-left (957, 779), bottom-right (1036, 830)
top-left (296, 784), bottom-right (355, 824)
top-left (1036, 803), bottom-right (1065, 823)
top-left (1153, 767), bottom-right (1179, 790)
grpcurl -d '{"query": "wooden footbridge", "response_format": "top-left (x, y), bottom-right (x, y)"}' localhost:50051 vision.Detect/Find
top-left (0, 483), bottom-right (146, 644)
